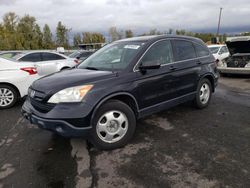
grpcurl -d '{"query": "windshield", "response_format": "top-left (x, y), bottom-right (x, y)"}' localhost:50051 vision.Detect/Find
top-left (208, 47), bottom-right (220, 54)
top-left (12, 52), bottom-right (26, 60)
top-left (78, 42), bottom-right (144, 71)
top-left (0, 52), bottom-right (22, 59)
top-left (0, 56), bottom-right (18, 62)
top-left (69, 51), bottom-right (81, 58)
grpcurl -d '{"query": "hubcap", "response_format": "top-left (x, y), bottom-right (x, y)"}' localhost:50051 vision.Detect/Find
top-left (199, 83), bottom-right (210, 104)
top-left (0, 88), bottom-right (14, 107)
top-left (96, 110), bottom-right (128, 143)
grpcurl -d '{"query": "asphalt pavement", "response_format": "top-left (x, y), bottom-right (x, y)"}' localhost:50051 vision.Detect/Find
top-left (0, 76), bottom-right (249, 188)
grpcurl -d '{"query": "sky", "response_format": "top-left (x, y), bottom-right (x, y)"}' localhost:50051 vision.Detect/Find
top-left (0, 0), bottom-right (250, 35)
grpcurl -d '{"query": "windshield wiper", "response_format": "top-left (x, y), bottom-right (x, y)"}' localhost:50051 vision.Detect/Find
top-left (85, 66), bottom-right (99, 70)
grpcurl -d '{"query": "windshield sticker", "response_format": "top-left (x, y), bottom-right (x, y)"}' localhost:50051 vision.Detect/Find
top-left (124, 45), bottom-right (140, 50)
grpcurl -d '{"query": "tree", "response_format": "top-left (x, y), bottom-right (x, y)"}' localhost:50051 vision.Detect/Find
top-left (42, 24), bottom-right (54, 49)
top-left (56, 21), bottom-right (69, 48)
top-left (3, 12), bottom-right (18, 32)
top-left (73, 33), bottom-right (81, 47)
top-left (16, 14), bottom-right (37, 49)
top-left (33, 24), bottom-right (43, 49)
top-left (82, 32), bottom-right (105, 43)
top-left (109, 27), bottom-right (119, 42)
top-left (140, 29), bottom-right (165, 36)
top-left (167, 28), bottom-right (174, 34)
top-left (2, 12), bottom-right (19, 50)
top-left (125, 30), bottom-right (133, 38)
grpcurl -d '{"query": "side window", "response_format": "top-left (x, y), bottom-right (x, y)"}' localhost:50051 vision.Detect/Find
top-left (19, 53), bottom-right (42, 62)
top-left (220, 46), bottom-right (228, 54)
top-left (42, 53), bottom-right (65, 61)
top-left (140, 40), bottom-right (173, 66)
top-left (194, 43), bottom-right (210, 57)
top-left (172, 40), bottom-right (196, 61)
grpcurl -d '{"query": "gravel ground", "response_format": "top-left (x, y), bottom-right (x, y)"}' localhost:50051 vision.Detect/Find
top-left (0, 76), bottom-right (249, 188)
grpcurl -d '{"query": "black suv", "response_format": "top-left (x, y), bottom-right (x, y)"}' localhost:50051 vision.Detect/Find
top-left (22, 35), bottom-right (218, 150)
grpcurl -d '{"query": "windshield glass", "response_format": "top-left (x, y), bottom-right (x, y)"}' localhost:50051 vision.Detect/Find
top-left (0, 56), bottom-right (18, 62)
top-left (208, 47), bottom-right (220, 54)
top-left (78, 42), bottom-right (144, 71)
top-left (12, 52), bottom-right (26, 60)
top-left (69, 51), bottom-right (81, 58)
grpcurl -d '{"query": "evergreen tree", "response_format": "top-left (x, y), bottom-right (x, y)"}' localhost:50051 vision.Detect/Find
top-left (42, 24), bottom-right (54, 49)
top-left (33, 24), bottom-right (43, 49)
top-left (16, 14), bottom-right (36, 49)
top-left (56, 21), bottom-right (69, 48)
top-left (73, 33), bottom-right (81, 47)
top-left (125, 30), bottom-right (133, 38)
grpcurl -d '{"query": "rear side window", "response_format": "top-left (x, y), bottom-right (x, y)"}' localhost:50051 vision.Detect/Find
top-left (172, 40), bottom-right (196, 61)
top-left (140, 40), bottom-right (173, 66)
top-left (19, 53), bottom-right (42, 62)
top-left (194, 43), bottom-right (210, 57)
top-left (42, 53), bottom-right (65, 61)
top-left (220, 46), bottom-right (229, 54)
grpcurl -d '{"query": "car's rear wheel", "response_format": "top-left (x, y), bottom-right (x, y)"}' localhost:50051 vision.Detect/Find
top-left (90, 100), bottom-right (136, 150)
top-left (0, 84), bottom-right (18, 109)
top-left (194, 78), bottom-right (212, 109)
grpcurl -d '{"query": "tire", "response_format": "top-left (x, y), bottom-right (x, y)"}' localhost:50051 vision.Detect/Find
top-left (0, 84), bottom-right (19, 109)
top-left (90, 100), bottom-right (136, 150)
top-left (194, 78), bottom-right (212, 109)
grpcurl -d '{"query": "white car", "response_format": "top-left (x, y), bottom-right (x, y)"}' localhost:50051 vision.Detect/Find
top-left (218, 36), bottom-right (250, 75)
top-left (13, 51), bottom-right (79, 71)
top-left (0, 57), bottom-right (40, 109)
top-left (208, 45), bottom-right (230, 66)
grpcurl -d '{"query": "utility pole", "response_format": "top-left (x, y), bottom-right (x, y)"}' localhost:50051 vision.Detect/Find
top-left (216, 7), bottom-right (223, 42)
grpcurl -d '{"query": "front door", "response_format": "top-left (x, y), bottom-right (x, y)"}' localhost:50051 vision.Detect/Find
top-left (135, 40), bottom-right (178, 109)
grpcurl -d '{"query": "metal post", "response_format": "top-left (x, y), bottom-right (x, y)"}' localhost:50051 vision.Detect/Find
top-left (216, 7), bottom-right (223, 42)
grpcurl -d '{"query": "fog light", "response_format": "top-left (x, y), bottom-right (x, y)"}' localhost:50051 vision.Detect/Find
top-left (56, 126), bottom-right (63, 133)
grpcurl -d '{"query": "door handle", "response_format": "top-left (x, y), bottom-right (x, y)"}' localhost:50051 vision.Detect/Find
top-left (197, 61), bottom-right (201, 65)
top-left (169, 66), bottom-right (177, 71)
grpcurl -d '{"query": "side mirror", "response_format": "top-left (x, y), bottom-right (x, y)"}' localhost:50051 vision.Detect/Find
top-left (139, 61), bottom-right (161, 71)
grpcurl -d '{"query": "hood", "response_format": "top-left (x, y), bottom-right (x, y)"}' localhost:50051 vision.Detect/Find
top-left (226, 40), bottom-right (250, 55)
top-left (32, 68), bottom-right (116, 93)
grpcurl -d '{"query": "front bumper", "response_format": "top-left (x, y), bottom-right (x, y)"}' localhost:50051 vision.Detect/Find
top-left (22, 98), bottom-right (92, 137)
top-left (218, 67), bottom-right (250, 75)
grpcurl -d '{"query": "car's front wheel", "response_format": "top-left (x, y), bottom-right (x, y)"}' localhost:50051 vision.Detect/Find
top-left (90, 100), bottom-right (136, 150)
top-left (0, 84), bottom-right (18, 109)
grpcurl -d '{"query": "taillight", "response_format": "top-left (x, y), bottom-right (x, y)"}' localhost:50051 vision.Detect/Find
top-left (74, 59), bottom-right (79, 64)
top-left (20, 67), bottom-right (37, 75)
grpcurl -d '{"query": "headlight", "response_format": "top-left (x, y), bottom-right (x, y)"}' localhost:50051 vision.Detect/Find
top-left (48, 85), bottom-right (93, 104)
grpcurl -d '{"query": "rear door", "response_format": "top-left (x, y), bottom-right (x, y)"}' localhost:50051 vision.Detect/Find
top-left (41, 52), bottom-right (66, 62)
top-left (170, 39), bottom-right (200, 97)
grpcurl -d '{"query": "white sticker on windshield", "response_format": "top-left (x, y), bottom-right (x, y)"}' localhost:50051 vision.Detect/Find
top-left (124, 45), bottom-right (140, 50)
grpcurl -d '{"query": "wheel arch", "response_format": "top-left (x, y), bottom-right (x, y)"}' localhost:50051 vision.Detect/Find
top-left (0, 82), bottom-right (21, 98)
top-left (90, 92), bottom-right (139, 125)
top-left (200, 74), bottom-right (215, 92)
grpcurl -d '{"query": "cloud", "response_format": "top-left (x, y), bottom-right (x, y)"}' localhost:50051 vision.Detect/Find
top-left (0, 0), bottom-right (249, 34)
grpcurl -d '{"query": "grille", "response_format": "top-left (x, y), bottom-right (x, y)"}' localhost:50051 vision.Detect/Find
top-left (29, 97), bottom-right (55, 113)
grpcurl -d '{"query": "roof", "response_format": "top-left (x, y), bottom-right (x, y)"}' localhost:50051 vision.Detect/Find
top-left (117, 35), bottom-right (204, 44)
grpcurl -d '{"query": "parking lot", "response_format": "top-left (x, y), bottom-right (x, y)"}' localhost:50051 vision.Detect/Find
top-left (0, 76), bottom-right (250, 188)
